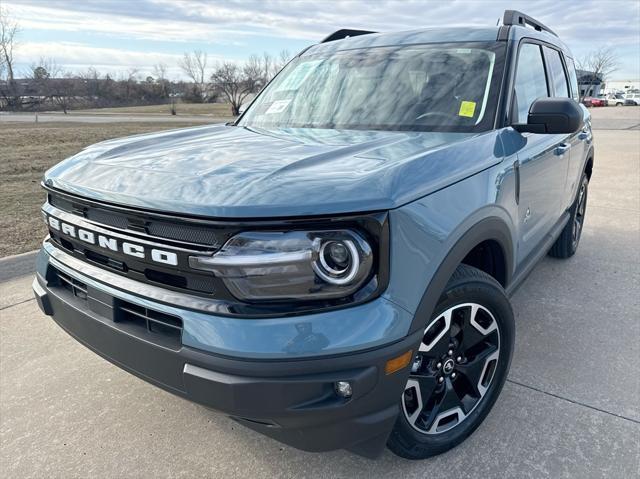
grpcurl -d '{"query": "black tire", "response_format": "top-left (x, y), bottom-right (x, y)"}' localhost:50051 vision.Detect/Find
top-left (548, 172), bottom-right (589, 259)
top-left (387, 264), bottom-right (515, 460)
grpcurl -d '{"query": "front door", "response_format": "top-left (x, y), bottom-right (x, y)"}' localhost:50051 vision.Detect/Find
top-left (511, 42), bottom-right (570, 264)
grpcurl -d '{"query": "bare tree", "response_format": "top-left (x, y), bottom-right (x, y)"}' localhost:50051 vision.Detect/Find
top-left (122, 68), bottom-right (139, 101)
top-left (257, 50), bottom-right (291, 83)
top-left (0, 6), bottom-right (20, 109)
top-left (276, 49), bottom-right (291, 74)
top-left (27, 57), bottom-right (61, 109)
top-left (246, 54), bottom-right (266, 86)
top-left (211, 61), bottom-right (261, 116)
top-left (576, 47), bottom-right (618, 100)
top-left (180, 50), bottom-right (208, 102)
top-left (263, 52), bottom-right (274, 80)
top-left (50, 72), bottom-right (77, 114)
top-left (243, 57), bottom-right (262, 94)
top-left (0, 7), bottom-right (18, 81)
top-left (153, 62), bottom-right (170, 98)
top-left (27, 60), bottom-right (78, 113)
top-left (78, 67), bottom-right (102, 104)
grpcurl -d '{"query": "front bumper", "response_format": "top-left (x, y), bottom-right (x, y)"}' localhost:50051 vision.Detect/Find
top-left (33, 246), bottom-right (421, 457)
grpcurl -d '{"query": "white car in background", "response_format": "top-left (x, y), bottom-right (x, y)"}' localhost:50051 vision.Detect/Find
top-left (624, 92), bottom-right (640, 105)
top-left (606, 93), bottom-right (625, 106)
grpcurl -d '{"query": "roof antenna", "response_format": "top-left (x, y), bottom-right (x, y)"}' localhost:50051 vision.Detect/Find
top-left (496, 17), bottom-right (500, 26)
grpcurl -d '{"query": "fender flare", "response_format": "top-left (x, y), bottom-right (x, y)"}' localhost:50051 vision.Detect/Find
top-left (585, 145), bottom-right (595, 175)
top-left (408, 216), bottom-right (514, 334)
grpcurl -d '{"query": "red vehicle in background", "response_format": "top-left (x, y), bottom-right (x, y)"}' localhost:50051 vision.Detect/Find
top-left (582, 96), bottom-right (605, 107)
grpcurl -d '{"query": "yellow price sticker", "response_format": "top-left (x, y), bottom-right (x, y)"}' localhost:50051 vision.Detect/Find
top-left (458, 101), bottom-right (476, 118)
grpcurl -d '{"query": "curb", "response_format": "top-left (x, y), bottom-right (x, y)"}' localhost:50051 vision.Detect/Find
top-left (0, 250), bottom-right (38, 283)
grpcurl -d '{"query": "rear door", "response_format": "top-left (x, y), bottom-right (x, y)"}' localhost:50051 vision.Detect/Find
top-left (511, 41), bottom-right (570, 264)
top-left (558, 53), bottom-right (589, 207)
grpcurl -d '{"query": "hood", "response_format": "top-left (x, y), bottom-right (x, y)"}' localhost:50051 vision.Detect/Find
top-left (44, 124), bottom-right (503, 218)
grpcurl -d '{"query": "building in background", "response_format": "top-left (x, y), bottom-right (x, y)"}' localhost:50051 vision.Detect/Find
top-left (577, 69), bottom-right (603, 98)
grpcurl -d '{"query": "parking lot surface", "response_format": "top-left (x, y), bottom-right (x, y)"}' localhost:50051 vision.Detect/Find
top-left (1, 115), bottom-right (639, 478)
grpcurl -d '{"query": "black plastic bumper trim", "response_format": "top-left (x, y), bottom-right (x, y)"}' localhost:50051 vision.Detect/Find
top-left (33, 274), bottom-right (421, 457)
top-left (32, 277), bottom-right (53, 315)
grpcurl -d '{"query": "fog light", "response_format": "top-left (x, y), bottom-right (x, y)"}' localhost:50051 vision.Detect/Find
top-left (335, 381), bottom-right (353, 398)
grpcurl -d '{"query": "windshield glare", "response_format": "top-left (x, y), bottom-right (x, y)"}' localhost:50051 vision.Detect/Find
top-left (239, 43), bottom-right (502, 132)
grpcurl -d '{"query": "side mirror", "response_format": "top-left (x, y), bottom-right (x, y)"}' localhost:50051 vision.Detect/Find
top-left (513, 97), bottom-right (583, 134)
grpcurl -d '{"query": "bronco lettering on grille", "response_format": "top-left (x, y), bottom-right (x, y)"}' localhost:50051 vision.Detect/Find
top-left (47, 215), bottom-right (178, 266)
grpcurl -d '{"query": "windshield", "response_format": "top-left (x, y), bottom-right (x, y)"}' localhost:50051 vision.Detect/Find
top-left (239, 42), bottom-right (504, 133)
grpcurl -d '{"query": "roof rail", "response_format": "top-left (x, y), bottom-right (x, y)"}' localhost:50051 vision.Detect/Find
top-left (321, 29), bottom-right (377, 43)
top-left (502, 10), bottom-right (557, 37)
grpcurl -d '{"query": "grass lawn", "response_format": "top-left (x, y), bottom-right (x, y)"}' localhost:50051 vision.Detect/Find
top-left (0, 121), bottom-right (204, 257)
top-left (75, 102), bottom-right (234, 117)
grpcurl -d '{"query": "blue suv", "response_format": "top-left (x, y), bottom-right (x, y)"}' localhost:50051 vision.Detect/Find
top-left (33, 11), bottom-right (593, 459)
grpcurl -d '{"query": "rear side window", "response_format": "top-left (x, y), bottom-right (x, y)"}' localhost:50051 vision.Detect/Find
top-left (566, 57), bottom-right (580, 101)
top-left (513, 43), bottom-right (549, 123)
top-left (543, 47), bottom-right (570, 98)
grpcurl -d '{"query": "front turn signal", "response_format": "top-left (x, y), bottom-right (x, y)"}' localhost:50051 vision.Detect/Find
top-left (385, 349), bottom-right (413, 375)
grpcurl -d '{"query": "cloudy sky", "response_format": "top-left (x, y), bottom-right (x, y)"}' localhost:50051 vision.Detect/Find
top-left (4, 0), bottom-right (640, 80)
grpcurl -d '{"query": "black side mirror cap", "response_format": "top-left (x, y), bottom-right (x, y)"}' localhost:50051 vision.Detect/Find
top-left (513, 97), bottom-right (584, 134)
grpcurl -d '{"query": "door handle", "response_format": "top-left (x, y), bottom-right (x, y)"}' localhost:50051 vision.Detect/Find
top-left (554, 143), bottom-right (570, 156)
top-left (578, 128), bottom-right (591, 142)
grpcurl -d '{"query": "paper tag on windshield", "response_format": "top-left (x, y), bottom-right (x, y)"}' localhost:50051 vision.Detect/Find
top-left (266, 100), bottom-right (291, 114)
top-left (458, 101), bottom-right (476, 118)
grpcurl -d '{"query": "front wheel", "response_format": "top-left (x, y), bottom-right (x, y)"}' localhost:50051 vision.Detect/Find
top-left (387, 265), bottom-right (515, 460)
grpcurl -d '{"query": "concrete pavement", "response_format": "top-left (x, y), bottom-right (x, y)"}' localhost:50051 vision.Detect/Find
top-left (588, 105), bottom-right (640, 131)
top-left (1, 128), bottom-right (639, 478)
top-left (0, 251), bottom-right (38, 283)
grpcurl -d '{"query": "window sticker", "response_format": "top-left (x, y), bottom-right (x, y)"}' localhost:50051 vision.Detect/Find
top-left (458, 101), bottom-right (476, 118)
top-left (275, 60), bottom-right (322, 91)
top-left (265, 99), bottom-right (291, 114)
top-left (409, 70), bottom-right (427, 94)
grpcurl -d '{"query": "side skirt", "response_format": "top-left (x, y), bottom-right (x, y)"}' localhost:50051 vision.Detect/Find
top-left (506, 211), bottom-right (570, 297)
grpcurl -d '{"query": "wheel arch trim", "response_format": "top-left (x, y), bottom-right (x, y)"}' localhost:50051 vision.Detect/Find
top-left (408, 216), bottom-right (514, 335)
top-left (584, 145), bottom-right (595, 178)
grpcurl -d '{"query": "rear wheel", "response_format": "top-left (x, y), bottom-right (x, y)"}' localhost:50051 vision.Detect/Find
top-left (548, 172), bottom-right (589, 259)
top-left (387, 265), bottom-right (514, 459)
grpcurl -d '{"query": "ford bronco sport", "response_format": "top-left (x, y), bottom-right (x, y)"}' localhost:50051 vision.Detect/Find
top-left (33, 10), bottom-right (593, 459)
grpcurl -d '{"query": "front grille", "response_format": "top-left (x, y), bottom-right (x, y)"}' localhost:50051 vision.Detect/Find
top-left (49, 194), bottom-right (74, 213)
top-left (147, 221), bottom-right (220, 246)
top-left (48, 191), bottom-right (227, 248)
top-left (49, 232), bottom-right (218, 296)
top-left (142, 268), bottom-right (215, 294)
top-left (86, 208), bottom-right (128, 229)
top-left (45, 190), bottom-right (231, 298)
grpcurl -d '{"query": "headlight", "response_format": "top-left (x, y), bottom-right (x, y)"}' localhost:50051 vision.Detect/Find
top-left (189, 229), bottom-right (373, 301)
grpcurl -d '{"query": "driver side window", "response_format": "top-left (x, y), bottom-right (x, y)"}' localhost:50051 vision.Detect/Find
top-left (513, 43), bottom-right (549, 124)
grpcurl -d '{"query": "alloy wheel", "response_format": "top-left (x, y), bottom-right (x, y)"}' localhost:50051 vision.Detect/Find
top-left (402, 303), bottom-right (501, 435)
